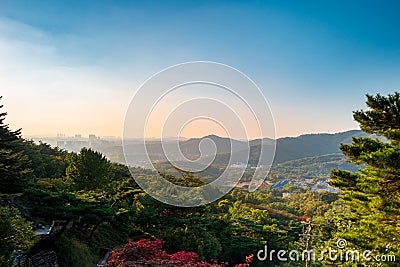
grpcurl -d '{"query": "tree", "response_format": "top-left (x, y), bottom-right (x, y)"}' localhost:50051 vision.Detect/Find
top-left (329, 92), bottom-right (400, 261)
top-left (24, 188), bottom-right (118, 240)
top-left (65, 148), bottom-right (112, 191)
top-left (0, 206), bottom-right (34, 267)
top-left (0, 96), bottom-right (31, 193)
top-left (23, 140), bottom-right (67, 179)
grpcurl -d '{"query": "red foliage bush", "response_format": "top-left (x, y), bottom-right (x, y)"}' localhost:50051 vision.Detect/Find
top-left (104, 238), bottom-right (253, 267)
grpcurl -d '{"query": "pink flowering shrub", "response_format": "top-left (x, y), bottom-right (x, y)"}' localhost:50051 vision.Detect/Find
top-left (104, 238), bottom-right (253, 267)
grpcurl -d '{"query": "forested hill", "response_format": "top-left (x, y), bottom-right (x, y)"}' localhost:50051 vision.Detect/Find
top-left (192, 129), bottom-right (369, 167)
top-left (272, 129), bottom-right (368, 163)
top-left (184, 130), bottom-right (366, 164)
top-left (151, 130), bottom-right (368, 179)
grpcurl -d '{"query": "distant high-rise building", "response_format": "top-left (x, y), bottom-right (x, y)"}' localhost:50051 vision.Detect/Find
top-left (75, 134), bottom-right (82, 139)
top-left (89, 134), bottom-right (99, 146)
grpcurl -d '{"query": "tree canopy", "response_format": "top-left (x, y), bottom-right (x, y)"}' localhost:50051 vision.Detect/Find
top-left (65, 147), bottom-right (112, 191)
top-left (0, 96), bottom-right (31, 194)
top-left (0, 206), bottom-right (34, 267)
top-left (329, 92), bottom-right (400, 261)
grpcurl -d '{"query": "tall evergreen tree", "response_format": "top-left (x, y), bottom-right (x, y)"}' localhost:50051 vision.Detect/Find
top-left (0, 96), bottom-right (30, 194)
top-left (329, 92), bottom-right (400, 263)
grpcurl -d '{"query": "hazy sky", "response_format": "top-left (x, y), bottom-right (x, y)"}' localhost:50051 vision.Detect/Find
top-left (0, 0), bottom-right (399, 138)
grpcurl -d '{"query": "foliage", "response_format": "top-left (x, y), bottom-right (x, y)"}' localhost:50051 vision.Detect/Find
top-left (65, 147), bottom-right (112, 190)
top-left (159, 170), bottom-right (206, 187)
top-left (0, 206), bottom-right (34, 267)
top-left (105, 238), bottom-right (253, 267)
top-left (23, 140), bottom-right (67, 179)
top-left (0, 96), bottom-right (31, 193)
top-left (55, 232), bottom-right (98, 267)
top-left (271, 153), bottom-right (359, 179)
top-left (328, 92), bottom-right (400, 265)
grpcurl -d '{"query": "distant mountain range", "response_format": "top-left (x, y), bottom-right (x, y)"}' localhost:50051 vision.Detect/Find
top-left (166, 129), bottom-right (368, 166)
top-left (141, 129), bottom-right (369, 179)
top-left (262, 129), bottom-right (367, 164)
top-left (44, 130), bottom-right (371, 170)
top-left (116, 130), bottom-right (369, 167)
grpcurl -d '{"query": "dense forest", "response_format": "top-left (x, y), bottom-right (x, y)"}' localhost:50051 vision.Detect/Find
top-left (1, 93), bottom-right (399, 266)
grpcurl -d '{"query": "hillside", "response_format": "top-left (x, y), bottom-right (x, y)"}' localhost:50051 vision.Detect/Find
top-left (272, 130), bottom-right (367, 163)
top-left (271, 153), bottom-right (360, 179)
top-left (209, 130), bottom-right (368, 167)
top-left (151, 130), bottom-right (368, 181)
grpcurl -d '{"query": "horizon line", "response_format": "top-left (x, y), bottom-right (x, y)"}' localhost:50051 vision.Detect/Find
top-left (23, 128), bottom-right (361, 141)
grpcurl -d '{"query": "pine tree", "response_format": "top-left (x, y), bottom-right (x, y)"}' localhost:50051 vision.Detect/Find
top-left (0, 96), bottom-right (30, 194)
top-left (65, 147), bottom-right (112, 191)
top-left (329, 92), bottom-right (400, 262)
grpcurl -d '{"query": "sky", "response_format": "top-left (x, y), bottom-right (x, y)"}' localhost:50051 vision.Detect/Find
top-left (0, 0), bottom-right (399, 139)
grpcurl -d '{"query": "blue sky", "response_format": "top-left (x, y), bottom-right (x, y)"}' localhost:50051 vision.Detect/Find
top-left (0, 0), bottom-right (399, 138)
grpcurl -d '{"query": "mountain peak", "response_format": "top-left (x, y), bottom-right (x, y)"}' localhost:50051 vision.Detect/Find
top-left (203, 134), bottom-right (224, 139)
